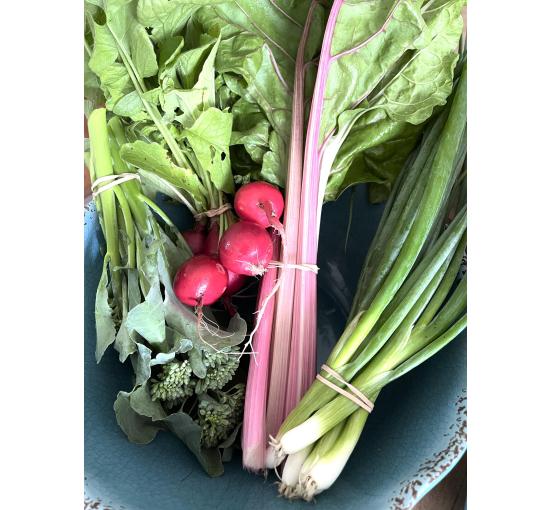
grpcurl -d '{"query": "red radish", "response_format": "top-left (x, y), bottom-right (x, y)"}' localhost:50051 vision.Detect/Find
top-left (173, 255), bottom-right (228, 306)
top-left (219, 221), bottom-right (273, 276)
top-left (182, 229), bottom-right (206, 255)
top-left (222, 295), bottom-right (238, 317)
top-left (225, 269), bottom-right (249, 295)
top-left (234, 182), bottom-right (285, 229)
top-left (222, 270), bottom-right (249, 318)
top-left (204, 221), bottom-right (220, 256)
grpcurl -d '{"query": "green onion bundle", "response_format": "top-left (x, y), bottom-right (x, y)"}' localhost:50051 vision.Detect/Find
top-left (269, 66), bottom-right (467, 500)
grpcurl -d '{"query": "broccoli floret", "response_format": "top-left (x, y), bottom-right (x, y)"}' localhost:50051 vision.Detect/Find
top-left (150, 359), bottom-right (194, 404)
top-left (194, 348), bottom-right (240, 394)
top-left (198, 384), bottom-right (245, 448)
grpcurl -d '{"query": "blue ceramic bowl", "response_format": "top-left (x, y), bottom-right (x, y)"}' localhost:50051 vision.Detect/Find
top-left (85, 186), bottom-right (466, 510)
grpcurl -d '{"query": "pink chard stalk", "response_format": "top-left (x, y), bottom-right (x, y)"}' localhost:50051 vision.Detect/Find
top-left (243, 0), bottom-right (361, 470)
top-left (242, 235), bottom-right (280, 472)
top-left (241, 0), bottom-right (321, 471)
top-left (266, 0), bottom-right (319, 440)
top-left (285, 0), bottom-right (345, 414)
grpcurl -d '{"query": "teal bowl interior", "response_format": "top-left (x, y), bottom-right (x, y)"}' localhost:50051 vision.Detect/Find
top-left (84, 185), bottom-right (466, 510)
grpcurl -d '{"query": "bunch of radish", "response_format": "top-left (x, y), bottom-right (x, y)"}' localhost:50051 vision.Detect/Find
top-left (173, 182), bottom-right (285, 312)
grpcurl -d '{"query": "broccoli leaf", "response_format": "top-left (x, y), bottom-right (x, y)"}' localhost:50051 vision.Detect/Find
top-left (95, 259), bottom-right (116, 363)
top-left (131, 342), bottom-right (153, 386)
top-left (188, 346), bottom-right (208, 379)
top-left (129, 383), bottom-right (167, 420)
top-left (150, 331), bottom-right (193, 366)
top-left (114, 316), bottom-right (137, 362)
top-left (114, 390), bottom-right (163, 444)
top-left (115, 385), bottom-right (226, 476)
top-left (126, 282), bottom-right (165, 345)
top-left (162, 412), bottom-right (224, 477)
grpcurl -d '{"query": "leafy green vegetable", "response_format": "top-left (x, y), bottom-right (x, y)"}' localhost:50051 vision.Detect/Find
top-left (88, 106), bottom-right (247, 477)
top-left (120, 140), bottom-right (208, 212)
top-left (114, 390), bottom-right (163, 444)
top-left (183, 107), bottom-right (234, 194)
top-left (88, 0), bottom-right (158, 112)
top-left (94, 260), bottom-right (117, 361)
top-left (137, 0), bottom-right (224, 43)
top-left (162, 411), bottom-right (225, 477)
top-left (194, 1), bottom-right (324, 186)
top-left (318, 0), bottom-right (466, 201)
top-left (126, 282), bottom-right (165, 345)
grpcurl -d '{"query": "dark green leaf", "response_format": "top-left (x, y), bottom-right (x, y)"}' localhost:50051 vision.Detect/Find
top-left (162, 412), bottom-right (224, 477)
top-left (131, 342), bottom-right (152, 386)
top-left (129, 383), bottom-right (167, 420)
top-left (114, 316), bottom-right (137, 362)
top-left (126, 282), bottom-right (165, 345)
top-left (188, 346), bottom-right (207, 378)
top-left (95, 260), bottom-right (116, 363)
top-left (114, 390), bottom-right (162, 444)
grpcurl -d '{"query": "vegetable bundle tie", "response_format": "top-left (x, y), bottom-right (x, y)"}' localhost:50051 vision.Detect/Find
top-left (194, 203), bottom-right (233, 221)
top-left (267, 261), bottom-right (320, 274)
top-left (315, 364), bottom-right (374, 414)
top-left (91, 173), bottom-right (141, 197)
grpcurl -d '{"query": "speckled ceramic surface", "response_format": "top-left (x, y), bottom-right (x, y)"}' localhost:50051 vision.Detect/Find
top-left (84, 186), bottom-right (467, 510)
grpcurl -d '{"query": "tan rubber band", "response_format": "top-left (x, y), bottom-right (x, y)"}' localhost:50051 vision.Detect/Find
top-left (268, 261), bottom-right (319, 274)
top-left (194, 203), bottom-right (232, 220)
top-left (316, 364), bottom-right (374, 413)
top-left (92, 173), bottom-right (141, 197)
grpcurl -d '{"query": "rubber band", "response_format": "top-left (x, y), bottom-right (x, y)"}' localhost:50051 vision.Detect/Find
top-left (91, 173), bottom-right (141, 197)
top-left (194, 203), bottom-right (232, 220)
top-left (316, 364), bottom-right (374, 413)
top-left (268, 261), bottom-right (319, 274)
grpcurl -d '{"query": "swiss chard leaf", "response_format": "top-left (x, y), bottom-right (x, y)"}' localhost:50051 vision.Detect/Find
top-left (195, 2), bottom-right (324, 188)
top-left (315, 0), bottom-right (465, 201)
